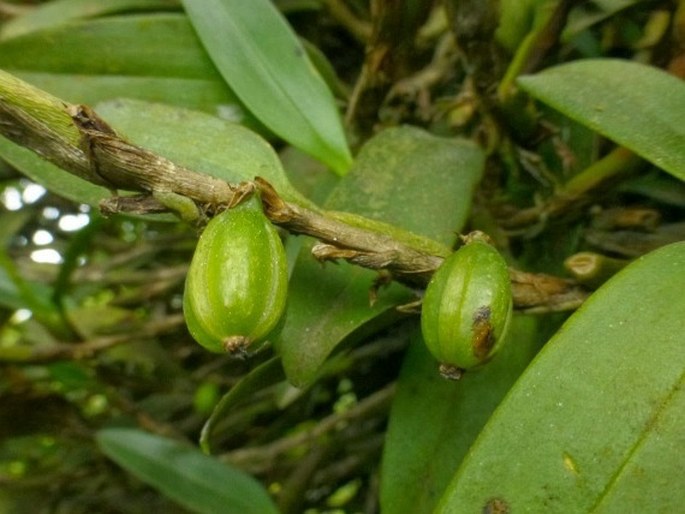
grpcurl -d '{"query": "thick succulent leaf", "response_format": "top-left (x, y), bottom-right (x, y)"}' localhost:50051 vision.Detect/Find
top-left (275, 126), bottom-right (485, 387)
top-left (181, 0), bottom-right (353, 175)
top-left (380, 316), bottom-right (543, 514)
top-left (0, 14), bottom-right (250, 119)
top-left (437, 242), bottom-right (685, 513)
top-left (518, 59), bottom-right (685, 181)
top-left (0, 0), bottom-right (180, 40)
top-left (97, 428), bottom-right (278, 514)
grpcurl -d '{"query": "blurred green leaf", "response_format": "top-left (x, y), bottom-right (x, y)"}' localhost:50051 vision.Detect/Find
top-left (275, 126), bottom-right (485, 387)
top-left (0, 250), bottom-right (68, 336)
top-left (0, 212), bottom-right (32, 310)
top-left (0, 14), bottom-right (253, 120)
top-left (437, 242), bottom-right (685, 512)
top-left (0, 0), bottom-right (180, 40)
top-left (97, 428), bottom-right (278, 514)
top-left (200, 357), bottom-right (285, 453)
top-left (0, 14), bottom-right (211, 78)
top-left (496, 0), bottom-right (553, 52)
top-left (619, 172), bottom-right (685, 208)
top-left (380, 316), bottom-right (543, 514)
top-left (182, 0), bottom-right (353, 175)
top-left (564, 0), bottom-right (644, 40)
top-left (0, 258), bottom-right (24, 311)
top-left (0, 137), bottom-right (108, 206)
top-left (518, 59), bottom-right (685, 181)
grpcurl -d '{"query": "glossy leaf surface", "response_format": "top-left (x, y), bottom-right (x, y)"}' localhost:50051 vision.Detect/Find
top-left (182, 0), bottom-right (352, 174)
top-left (518, 59), bottom-right (685, 181)
top-left (97, 428), bottom-right (278, 514)
top-left (437, 242), bottom-right (685, 513)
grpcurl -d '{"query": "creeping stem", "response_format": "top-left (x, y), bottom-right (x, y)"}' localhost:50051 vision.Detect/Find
top-left (0, 71), bottom-right (588, 312)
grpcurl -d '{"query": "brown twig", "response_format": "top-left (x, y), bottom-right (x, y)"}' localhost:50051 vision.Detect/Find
top-left (321, 0), bottom-right (372, 43)
top-left (0, 314), bottom-right (185, 363)
top-left (0, 93), bottom-right (589, 312)
top-left (223, 383), bottom-right (396, 468)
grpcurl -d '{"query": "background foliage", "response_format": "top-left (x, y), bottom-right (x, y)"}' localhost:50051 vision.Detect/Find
top-left (0, 1), bottom-right (683, 513)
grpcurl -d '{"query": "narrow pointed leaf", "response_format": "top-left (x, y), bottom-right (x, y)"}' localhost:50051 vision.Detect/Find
top-left (182, 0), bottom-right (353, 174)
top-left (0, 0), bottom-right (179, 40)
top-left (518, 59), bottom-right (685, 180)
top-left (437, 242), bottom-right (685, 513)
top-left (0, 14), bottom-right (252, 120)
top-left (97, 428), bottom-right (278, 514)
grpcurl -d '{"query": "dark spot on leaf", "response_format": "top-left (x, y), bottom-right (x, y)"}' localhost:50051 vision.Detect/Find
top-left (483, 497), bottom-right (510, 514)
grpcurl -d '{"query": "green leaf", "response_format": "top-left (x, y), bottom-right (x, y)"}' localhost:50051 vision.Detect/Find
top-left (325, 127), bottom-right (484, 244)
top-left (563, 0), bottom-right (643, 40)
top-left (517, 59), bottom-right (685, 181)
top-left (437, 241), bottom-right (685, 513)
top-left (0, 0), bottom-right (180, 40)
top-left (496, 0), bottom-right (552, 52)
top-left (96, 99), bottom-right (312, 207)
top-left (0, 261), bottom-right (24, 312)
top-left (275, 126), bottom-right (485, 387)
top-left (274, 250), bottom-right (411, 388)
top-left (380, 316), bottom-right (543, 514)
top-left (0, 14), bottom-right (253, 120)
top-left (0, 14), bottom-right (213, 78)
top-left (97, 428), bottom-right (278, 514)
top-left (13, 71), bottom-right (244, 123)
top-left (181, 0), bottom-right (353, 175)
top-left (0, 212), bottom-right (32, 311)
